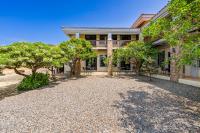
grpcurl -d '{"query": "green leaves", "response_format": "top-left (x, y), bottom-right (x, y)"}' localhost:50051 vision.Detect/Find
top-left (113, 41), bottom-right (157, 71)
top-left (142, 0), bottom-right (200, 66)
top-left (0, 42), bottom-right (67, 75)
top-left (59, 38), bottom-right (96, 61)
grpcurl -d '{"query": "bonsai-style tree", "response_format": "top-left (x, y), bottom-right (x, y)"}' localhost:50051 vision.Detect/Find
top-left (0, 42), bottom-right (66, 77)
top-left (113, 41), bottom-right (157, 75)
top-left (59, 38), bottom-right (96, 76)
top-left (142, 0), bottom-right (200, 81)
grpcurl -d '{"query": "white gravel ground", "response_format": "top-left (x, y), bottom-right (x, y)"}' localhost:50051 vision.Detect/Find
top-left (0, 76), bottom-right (200, 133)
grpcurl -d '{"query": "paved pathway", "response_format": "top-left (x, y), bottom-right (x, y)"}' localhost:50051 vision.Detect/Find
top-left (0, 76), bottom-right (200, 132)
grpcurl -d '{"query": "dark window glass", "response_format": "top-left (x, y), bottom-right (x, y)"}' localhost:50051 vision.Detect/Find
top-left (85, 35), bottom-right (96, 40)
top-left (158, 51), bottom-right (165, 69)
top-left (136, 34), bottom-right (139, 40)
top-left (100, 35), bottom-right (107, 40)
top-left (112, 35), bottom-right (117, 40)
top-left (120, 35), bottom-right (131, 40)
top-left (120, 59), bottom-right (131, 70)
top-left (86, 58), bottom-right (97, 70)
top-left (100, 55), bottom-right (107, 67)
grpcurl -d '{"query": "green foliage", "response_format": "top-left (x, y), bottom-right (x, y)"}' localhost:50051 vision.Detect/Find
top-left (0, 42), bottom-right (67, 76)
top-left (142, 0), bottom-right (200, 66)
top-left (59, 38), bottom-right (96, 76)
top-left (141, 57), bottom-right (158, 81)
top-left (113, 41), bottom-right (157, 73)
top-left (59, 38), bottom-right (96, 60)
top-left (17, 73), bottom-right (49, 91)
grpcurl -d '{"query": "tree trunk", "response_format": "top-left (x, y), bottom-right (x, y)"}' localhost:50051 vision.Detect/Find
top-left (32, 67), bottom-right (37, 74)
top-left (135, 61), bottom-right (141, 75)
top-left (170, 60), bottom-right (180, 82)
top-left (70, 60), bottom-right (76, 76)
top-left (75, 59), bottom-right (81, 77)
top-left (170, 46), bottom-right (181, 82)
top-left (14, 68), bottom-right (28, 77)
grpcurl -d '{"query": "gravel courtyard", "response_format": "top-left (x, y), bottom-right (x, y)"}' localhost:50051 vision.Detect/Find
top-left (0, 76), bottom-right (200, 132)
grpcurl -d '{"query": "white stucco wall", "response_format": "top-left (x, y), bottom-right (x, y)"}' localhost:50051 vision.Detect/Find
top-left (185, 65), bottom-right (200, 78)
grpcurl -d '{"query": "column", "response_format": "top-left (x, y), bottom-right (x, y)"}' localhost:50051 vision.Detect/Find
top-left (75, 32), bottom-right (80, 39)
top-left (107, 33), bottom-right (113, 76)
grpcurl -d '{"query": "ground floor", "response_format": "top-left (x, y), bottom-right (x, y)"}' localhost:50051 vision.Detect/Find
top-left (63, 49), bottom-right (133, 73)
top-left (0, 76), bottom-right (200, 132)
top-left (155, 44), bottom-right (200, 79)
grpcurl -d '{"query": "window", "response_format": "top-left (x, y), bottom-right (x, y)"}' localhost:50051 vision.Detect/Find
top-left (100, 55), bottom-right (107, 67)
top-left (198, 60), bottom-right (200, 68)
top-left (100, 35), bottom-right (107, 40)
top-left (112, 35), bottom-right (117, 40)
top-left (120, 35), bottom-right (131, 40)
top-left (85, 35), bottom-right (96, 40)
top-left (136, 34), bottom-right (139, 40)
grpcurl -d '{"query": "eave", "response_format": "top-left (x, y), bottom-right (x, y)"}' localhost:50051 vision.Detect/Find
top-left (62, 27), bottom-right (140, 35)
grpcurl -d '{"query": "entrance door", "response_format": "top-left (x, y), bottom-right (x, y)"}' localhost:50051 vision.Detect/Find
top-left (86, 58), bottom-right (97, 71)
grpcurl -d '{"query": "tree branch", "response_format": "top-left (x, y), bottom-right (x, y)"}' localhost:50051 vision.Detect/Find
top-left (14, 68), bottom-right (29, 77)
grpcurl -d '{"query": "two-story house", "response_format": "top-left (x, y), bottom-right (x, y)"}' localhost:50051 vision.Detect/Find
top-left (61, 7), bottom-right (199, 87)
top-left (62, 27), bottom-right (141, 72)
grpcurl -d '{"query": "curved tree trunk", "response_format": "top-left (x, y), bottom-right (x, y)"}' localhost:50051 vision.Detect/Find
top-left (14, 68), bottom-right (28, 77)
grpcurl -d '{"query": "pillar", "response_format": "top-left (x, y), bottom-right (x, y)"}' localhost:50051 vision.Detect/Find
top-left (75, 32), bottom-right (80, 39)
top-left (107, 33), bottom-right (113, 76)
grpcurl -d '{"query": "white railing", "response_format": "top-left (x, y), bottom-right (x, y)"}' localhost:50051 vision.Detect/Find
top-left (88, 40), bottom-right (133, 47)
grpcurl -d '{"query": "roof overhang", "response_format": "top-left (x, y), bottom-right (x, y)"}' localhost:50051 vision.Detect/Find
top-left (62, 27), bottom-right (140, 35)
top-left (144, 6), bottom-right (169, 28)
top-left (152, 39), bottom-right (167, 46)
top-left (131, 14), bottom-right (155, 28)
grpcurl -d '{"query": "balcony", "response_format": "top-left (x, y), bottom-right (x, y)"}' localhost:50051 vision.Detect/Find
top-left (88, 40), bottom-right (133, 48)
top-left (88, 40), bottom-right (107, 47)
top-left (113, 40), bottom-right (132, 47)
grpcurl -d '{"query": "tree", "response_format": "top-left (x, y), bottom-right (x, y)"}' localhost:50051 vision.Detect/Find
top-left (142, 0), bottom-right (200, 81)
top-left (141, 57), bottom-right (158, 81)
top-left (113, 41), bottom-right (157, 75)
top-left (59, 38), bottom-right (96, 76)
top-left (0, 42), bottom-right (67, 77)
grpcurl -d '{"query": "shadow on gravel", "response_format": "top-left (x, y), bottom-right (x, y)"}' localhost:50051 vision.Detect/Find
top-left (133, 75), bottom-right (200, 102)
top-left (114, 90), bottom-right (200, 132)
top-left (117, 75), bottom-right (200, 102)
top-left (0, 84), bottom-right (18, 101)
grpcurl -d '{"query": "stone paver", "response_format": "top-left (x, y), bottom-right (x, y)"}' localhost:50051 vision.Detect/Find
top-left (0, 76), bottom-right (200, 132)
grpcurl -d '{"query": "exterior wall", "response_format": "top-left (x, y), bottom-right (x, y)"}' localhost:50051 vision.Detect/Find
top-left (156, 44), bottom-right (200, 79)
top-left (185, 65), bottom-right (200, 78)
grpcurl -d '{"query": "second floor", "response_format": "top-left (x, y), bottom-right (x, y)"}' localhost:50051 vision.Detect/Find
top-left (62, 27), bottom-right (140, 49)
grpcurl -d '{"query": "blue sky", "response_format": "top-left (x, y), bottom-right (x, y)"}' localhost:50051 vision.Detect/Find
top-left (0, 0), bottom-right (168, 45)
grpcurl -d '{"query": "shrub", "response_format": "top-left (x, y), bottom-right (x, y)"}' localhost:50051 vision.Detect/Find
top-left (17, 73), bottom-right (49, 91)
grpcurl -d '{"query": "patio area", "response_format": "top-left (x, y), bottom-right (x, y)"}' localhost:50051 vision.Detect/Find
top-left (0, 76), bottom-right (200, 132)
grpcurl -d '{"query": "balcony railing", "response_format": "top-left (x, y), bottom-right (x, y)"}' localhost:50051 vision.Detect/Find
top-left (113, 40), bottom-right (132, 47)
top-left (88, 40), bottom-right (107, 47)
top-left (87, 40), bottom-right (132, 47)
